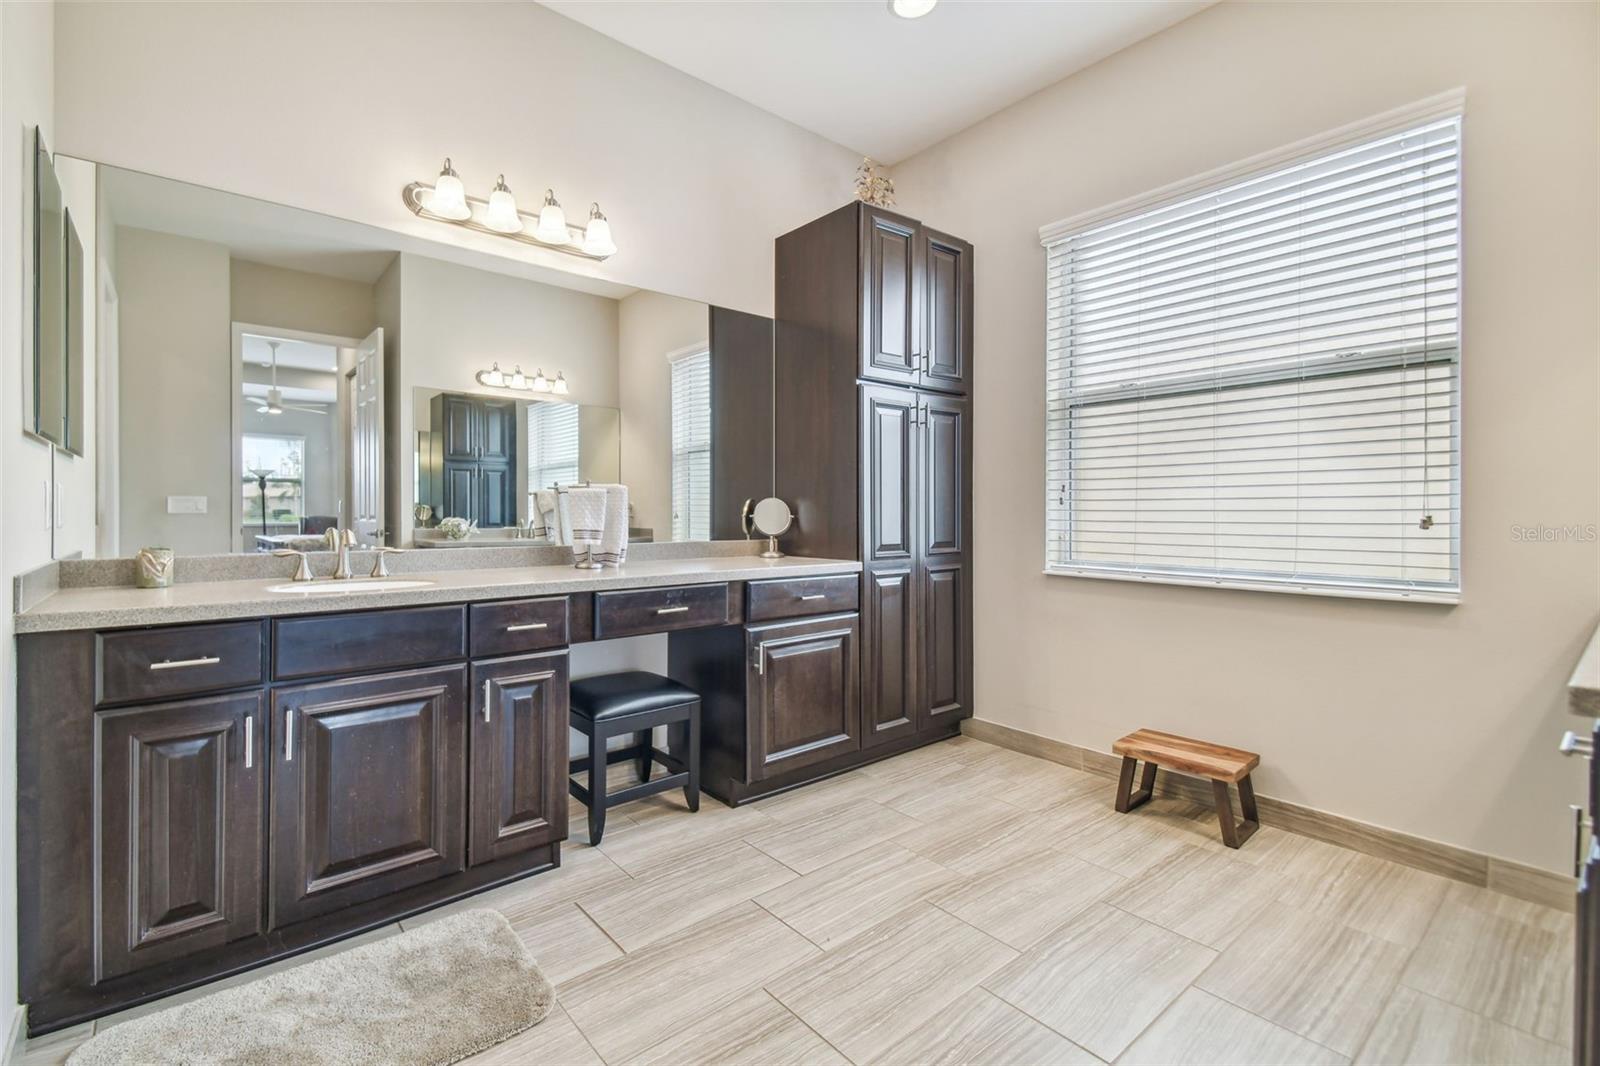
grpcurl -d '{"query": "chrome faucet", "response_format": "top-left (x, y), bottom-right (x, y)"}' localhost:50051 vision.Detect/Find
top-left (324, 527), bottom-right (357, 579)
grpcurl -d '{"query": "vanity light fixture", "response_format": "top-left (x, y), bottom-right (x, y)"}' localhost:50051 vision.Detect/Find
top-left (475, 362), bottom-right (572, 396)
top-left (582, 204), bottom-right (617, 258)
top-left (424, 159), bottom-right (472, 220)
top-left (534, 190), bottom-right (569, 245)
top-left (889, 0), bottom-right (937, 16)
top-left (403, 162), bottom-right (616, 260)
top-left (483, 175), bottom-right (522, 233)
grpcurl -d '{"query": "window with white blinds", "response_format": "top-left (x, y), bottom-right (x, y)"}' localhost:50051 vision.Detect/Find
top-left (528, 400), bottom-right (581, 492)
top-left (670, 348), bottom-right (712, 542)
top-left (1043, 105), bottom-right (1462, 602)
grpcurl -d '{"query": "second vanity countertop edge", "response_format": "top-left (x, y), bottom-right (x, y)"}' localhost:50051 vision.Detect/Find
top-left (15, 556), bottom-right (864, 634)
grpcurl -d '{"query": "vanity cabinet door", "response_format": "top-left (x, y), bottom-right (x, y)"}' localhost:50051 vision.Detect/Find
top-left (920, 228), bottom-right (972, 396)
top-left (747, 615), bottom-right (860, 780)
top-left (919, 393), bottom-right (972, 728)
top-left (96, 692), bottom-right (264, 980)
top-left (477, 464), bottom-right (515, 528)
top-left (443, 462), bottom-right (477, 523)
top-left (859, 206), bottom-right (922, 388)
top-left (469, 652), bottom-right (569, 866)
top-left (860, 384), bottom-right (920, 747)
top-left (477, 401), bottom-right (517, 464)
top-left (443, 396), bottom-right (478, 460)
top-left (270, 665), bottom-right (466, 928)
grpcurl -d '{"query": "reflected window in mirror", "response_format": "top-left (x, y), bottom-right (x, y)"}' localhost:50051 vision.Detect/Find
top-left (670, 347), bottom-right (712, 542)
top-left (242, 433), bottom-right (306, 540)
top-left (528, 401), bottom-right (581, 491)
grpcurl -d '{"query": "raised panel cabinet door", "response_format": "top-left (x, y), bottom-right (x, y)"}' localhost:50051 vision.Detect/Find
top-left (477, 401), bottom-right (517, 464)
top-left (921, 393), bottom-right (969, 561)
top-left (469, 651), bottom-right (569, 866)
top-left (859, 206), bottom-right (921, 387)
top-left (443, 396), bottom-right (478, 460)
top-left (477, 464), bottom-right (514, 528)
top-left (747, 615), bottom-right (861, 780)
top-left (861, 567), bottom-right (917, 747)
top-left (920, 561), bottom-right (969, 727)
top-left (95, 692), bottom-right (264, 980)
top-left (861, 384), bottom-right (919, 565)
top-left (920, 228), bottom-right (972, 395)
top-left (443, 462), bottom-right (477, 524)
top-left (270, 665), bottom-right (467, 928)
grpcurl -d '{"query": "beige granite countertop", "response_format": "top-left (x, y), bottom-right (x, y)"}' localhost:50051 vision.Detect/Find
top-left (1572, 622), bottom-right (1600, 717)
top-left (15, 555), bottom-right (861, 633)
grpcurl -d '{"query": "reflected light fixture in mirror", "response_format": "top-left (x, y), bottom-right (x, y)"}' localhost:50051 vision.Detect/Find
top-left (474, 362), bottom-right (571, 394)
top-left (484, 175), bottom-right (522, 233)
top-left (403, 161), bottom-right (616, 260)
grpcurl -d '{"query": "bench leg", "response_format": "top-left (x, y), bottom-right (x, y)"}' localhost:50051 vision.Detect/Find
top-left (1212, 776), bottom-right (1259, 849)
top-left (588, 727), bottom-right (609, 846)
top-left (634, 729), bottom-right (653, 783)
top-left (1115, 756), bottom-right (1156, 813)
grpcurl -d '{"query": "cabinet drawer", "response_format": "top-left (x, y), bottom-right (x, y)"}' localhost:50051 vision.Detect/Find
top-left (594, 584), bottom-right (730, 639)
top-left (747, 574), bottom-right (859, 622)
top-left (272, 605), bottom-right (466, 680)
top-left (470, 597), bottom-right (569, 658)
top-left (98, 622), bottom-right (264, 705)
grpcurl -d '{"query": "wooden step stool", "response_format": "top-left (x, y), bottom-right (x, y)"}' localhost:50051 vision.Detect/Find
top-left (1112, 729), bottom-right (1261, 848)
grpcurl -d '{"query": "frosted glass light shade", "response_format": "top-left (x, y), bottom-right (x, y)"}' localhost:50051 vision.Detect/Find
top-left (582, 205), bottom-right (617, 257)
top-left (535, 190), bottom-right (569, 244)
top-left (484, 176), bottom-right (522, 233)
top-left (508, 366), bottom-right (528, 391)
top-left (476, 363), bottom-right (507, 388)
top-left (552, 372), bottom-right (570, 396)
top-left (427, 159), bottom-right (471, 221)
top-left (890, 0), bottom-right (937, 17)
top-left (531, 369), bottom-right (552, 393)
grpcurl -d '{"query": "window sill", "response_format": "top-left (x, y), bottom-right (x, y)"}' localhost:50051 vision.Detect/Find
top-left (1042, 566), bottom-right (1460, 606)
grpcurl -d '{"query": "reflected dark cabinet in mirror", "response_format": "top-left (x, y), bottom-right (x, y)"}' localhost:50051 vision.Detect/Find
top-left (423, 393), bottom-right (518, 527)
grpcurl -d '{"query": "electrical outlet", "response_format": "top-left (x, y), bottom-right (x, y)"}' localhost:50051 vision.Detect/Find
top-left (166, 495), bottom-right (208, 515)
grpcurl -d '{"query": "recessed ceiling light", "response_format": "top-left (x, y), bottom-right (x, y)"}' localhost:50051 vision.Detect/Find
top-left (889, 0), bottom-right (937, 18)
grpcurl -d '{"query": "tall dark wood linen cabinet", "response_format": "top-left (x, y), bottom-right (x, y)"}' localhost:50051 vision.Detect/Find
top-left (774, 202), bottom-right (974, 753)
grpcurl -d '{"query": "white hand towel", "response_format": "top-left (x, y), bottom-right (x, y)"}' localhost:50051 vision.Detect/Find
top-left (555, 488), bottom-right (575, 548)
top-left (532, 489), bottom-right (560, 541)
top-left (565, 487), bottom-right (608, 567)
top-left (594, 483), bottom-right (630, 567)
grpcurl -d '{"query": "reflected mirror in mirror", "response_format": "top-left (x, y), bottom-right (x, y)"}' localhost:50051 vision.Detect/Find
top-left (32, 130), bottom-right (66, 447)
top-left (58, 156), bottom-right (777, 558)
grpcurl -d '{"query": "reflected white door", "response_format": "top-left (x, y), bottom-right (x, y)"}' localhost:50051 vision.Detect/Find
top-left (350, 327), bottom-right (385, 545)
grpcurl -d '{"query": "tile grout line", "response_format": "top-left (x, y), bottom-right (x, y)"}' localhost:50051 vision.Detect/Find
top-left (756, 988), bottom-right (858, 1065)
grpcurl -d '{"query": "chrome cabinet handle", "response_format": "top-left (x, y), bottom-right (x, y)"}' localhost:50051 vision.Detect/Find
top-left (1561, 731), bottom-right (1594, 758)
top-left (506, 622), bottom-right (549, 632)
top-left (1575, 805), bottom-right (1590, 878)
top-left (483, 679), bottom-right (492, 723)
top-left (244, 715), bottom-right (253, 769)
top-left (798, 594), bottom-right (827, 601)
top-left (656, 606), bottom-right (690, 615)
top-left (149, 656), bottom-right (220, 671)
top-left (284, 709), bottom-right (294, 762)
top-left (751, 644), bottom-right (766, 675)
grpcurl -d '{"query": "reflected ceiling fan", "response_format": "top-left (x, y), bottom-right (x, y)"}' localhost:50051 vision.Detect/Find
top-left (255, 341), bottom-right (329, 416)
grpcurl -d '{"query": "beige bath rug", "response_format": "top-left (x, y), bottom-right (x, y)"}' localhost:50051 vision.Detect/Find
top-left (67, 909), bottom-right (552, 1066)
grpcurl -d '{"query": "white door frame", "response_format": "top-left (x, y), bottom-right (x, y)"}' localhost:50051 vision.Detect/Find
top-left (231, 322), bottom-right (362, 552)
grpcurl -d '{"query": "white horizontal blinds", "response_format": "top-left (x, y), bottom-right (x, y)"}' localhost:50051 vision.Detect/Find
top-left (670, 349), bottom-right (712, 542)
top-left (1045, 113), bottom-right (1461, 596)
top-left (528, 401), bottom-right (581, 490)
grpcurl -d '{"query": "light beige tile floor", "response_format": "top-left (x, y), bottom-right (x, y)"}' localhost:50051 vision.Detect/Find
top-left (19, 736), bottom-right (1576, 1066)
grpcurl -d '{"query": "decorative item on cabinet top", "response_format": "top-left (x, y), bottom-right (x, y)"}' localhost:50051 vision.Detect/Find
top-left (403, 158), bottom-right (617, 260)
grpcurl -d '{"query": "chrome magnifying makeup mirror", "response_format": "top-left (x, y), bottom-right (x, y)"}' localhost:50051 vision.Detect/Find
top-left (750, 497), bottom-right (792, 559)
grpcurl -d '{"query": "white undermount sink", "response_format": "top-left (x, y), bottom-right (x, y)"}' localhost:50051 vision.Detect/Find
top-left (265, 579), bottom-right (436, 595)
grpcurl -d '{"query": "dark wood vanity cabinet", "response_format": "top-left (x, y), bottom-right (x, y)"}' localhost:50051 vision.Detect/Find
top-left (748, 614), bottom-right (861, 778)
top-left (95, 692), bottom-right (265, 981)
top-left (470, 651), bottom-right (569, 866)
top-left (270, 665), bottom-right (468, 927)
top-left (776, 201), bottom-right (975, 777)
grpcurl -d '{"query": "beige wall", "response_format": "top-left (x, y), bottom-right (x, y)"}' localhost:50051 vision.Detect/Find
top-left (890, 0), bottom-right (1600, 873)
top-left (229, 258), bottom-right (377, 341)
top-left (52, 1), bottom-right (860, 318)
top-left (116, 226), bottom-right (233, 554)
top-left (392, 253), bottom-right (621, 542)
top-left (618, 290), bottom-right (709, 539)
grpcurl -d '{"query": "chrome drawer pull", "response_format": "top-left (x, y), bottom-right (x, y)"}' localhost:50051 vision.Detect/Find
top-left (506, 622), bottom-right (549, 632)
top-left (244, 715), bottom-right (253, 769)
top-left (798, 594), bottom-right (827, 601)
top-left (1561, 731), bottom-right (1594, 758)
top-left (656, 606), bottom-right (690, 615)
top-left (483, 679), bottom-right (493, 723)
top-left (284, 710), bottom-right (294, 762)
top-left (149, 655), bottom-right (220, 671)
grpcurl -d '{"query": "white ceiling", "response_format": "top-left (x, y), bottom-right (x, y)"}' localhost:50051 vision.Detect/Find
top-left (241, 334), bottom-right (339, 372)
top-left (542, 0), bottom-right (1212, 164)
